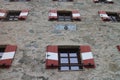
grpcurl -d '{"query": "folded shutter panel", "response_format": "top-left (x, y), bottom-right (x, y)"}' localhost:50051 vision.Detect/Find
top-left (0, 45), bottom-right (17, 68)
top-left (0, 9), bottom-right (7, 19)
top-left (107, 0), bottom-right (113, 3)
top-left (93, 0), bottom-right (99, 3)
top-left (117, 45), bottom-right (120, 52)
top-left (46, 45), bottom-right (58, 69)
top-left (18, 10), bottom-right (29, 20)
top-left (80, 45), bottom-right (95, 68)
top-left (49, 10), bottom-right (57, 21)
top-left (98, 11), bottom-right (110, 21)
top-left (72, 10), bottom-right (81, 21)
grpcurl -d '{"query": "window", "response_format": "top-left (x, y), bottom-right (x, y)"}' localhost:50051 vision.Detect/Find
top-left (53, 0), bottom-right (73, 2)
top-left (99, 11), bottom-right (120, 22)
top-left (57, 11), bottom-right (72, 21)
top-left (0, 9), bottom-right (29, 21)
top-left (58, 46), bottom-right (83, 71)
top-left (93, 0), bottom-right (113, 3)
top-left (46, 45), bottom-right (95, 71)
top-left (0, 45), bottom-right (17, 68)
top-left (107, 12), bottom-right (120, 22)
top-left (5, 10), bottom-right (21, 21)
top-left (49, 10), bottom-right (81, 21)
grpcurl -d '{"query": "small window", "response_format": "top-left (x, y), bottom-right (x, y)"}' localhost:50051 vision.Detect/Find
top-left (0, 45), bottom-right (6, 59)
top-left (57, 11), bottom-right (72, 21)
top-left (5, 10), bottom-right (21, 21)
top-left (58, 46), bottom-right (83, 71)
top-left (49, 10), bottom-right (81, 21)
top-left (0, 10), bottom-right (29, 21)
top-left (107, 12), bottom-right (120, 22)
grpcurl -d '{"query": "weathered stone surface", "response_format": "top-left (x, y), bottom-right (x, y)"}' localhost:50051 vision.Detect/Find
top-left (0, 0), bottom-right (120, 80)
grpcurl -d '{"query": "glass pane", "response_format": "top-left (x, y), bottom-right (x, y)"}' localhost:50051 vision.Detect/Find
top-left (70, 66), bottom-right (79, 70)
top-left (70, 58), bottom-right (78, 63)
top-left (69, 53), bottom-right (77, 57)
top-left (60, 58), bottom-right (69, 63)
top-left (60, 66), bottom-right (69, 71)
top-left (60, 53), bottom-right (68, 57)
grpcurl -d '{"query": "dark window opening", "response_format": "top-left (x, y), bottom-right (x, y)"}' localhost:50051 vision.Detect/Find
top-left (0, 45), bottom-right (6, 58)
top-left (99, 0), bottom-right (107, 3)
top-left (107, 12), bottom-right (120, 22)
top-left (57, 11), bottom-right (72, 21)
top-left (58, 46), bottom-right (83, 71)
top-left (4, 11), bottom-right (21, 21)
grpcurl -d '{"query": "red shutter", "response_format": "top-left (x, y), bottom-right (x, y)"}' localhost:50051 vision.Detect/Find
top-left (18, 10), bottom-right (29, 20)
top-left (46, 45), bottom-right (58, 69)
top-left (98, 11), bottom-right (110, 21)
top-left (117, 45), bottom-right (120, 52)
top-left (106, 0), bottom-right (114, 3)
top-left (80, 45), bottom-right (95, 68)
top-left (0, 9), bottom-right (7, 19)
top-left (93, 0), bottom-right (99, 3)
top-left (48, 10), bottom-right (57, 21)
top-left (0, 45), bottom-right (17, 68)
top-left (72, 10), bottom-right (81, 21)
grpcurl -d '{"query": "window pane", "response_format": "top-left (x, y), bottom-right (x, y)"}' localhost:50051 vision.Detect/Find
top-left (69, 53), bottom-right (77, 57)
top-left (70, 58), bottom-right (78, 63)
top-left (60, 58), bottom-right (69, 63)
top-left (70, 66), bottom-right (79, 70)
top-left (60, 53), bottom-right (68, 57)
top-left (60, 66), bottom-right (69, 71)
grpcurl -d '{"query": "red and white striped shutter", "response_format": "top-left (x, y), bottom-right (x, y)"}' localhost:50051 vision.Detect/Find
top-left (0, 45), bottom-right (17, 68)
top-left (80, 45), bottom-right (95, 68)
top-left (18, 10), bottom-right (29, 20)
top-left (48, 10), bottom-right (57, 20)
top-left (98, 11), bottom-right (110, 21)
top-left (107, 0), bottom-right (113, 3)
top-left (46, 45), bottom-right (58, 69)
top-left (0, 9), bottom-right (7, 19)
top-left (93, 0), bottom-right (99, 3)
top-left (72, 10), bottom-right (81, 21)
top-left (116, 45), bottom-right (120, 52)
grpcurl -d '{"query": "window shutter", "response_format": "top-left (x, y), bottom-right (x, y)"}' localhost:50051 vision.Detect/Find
top-left (117, 45), bottom-right (120, 52)
top-left (0, 45), bottom-right (17, 68)
top-left (107, 0), bottom-right (113, 3)
top-left (98, 11), bottom-right (110, 21)
top-left (80, 45), bottom-right (95, 68)
top-left (18, 9), bottom-right (29, 20)
top-left (72, 10), bottom-right (81, 21)
top-left (93, 0), bottom-right (99, 3)
top-left (0, 9), bottom-right (7, 19)
top-left (46, 45), bottom-right (58, 69)
top-left (49, 10), bottom-right (57, 21)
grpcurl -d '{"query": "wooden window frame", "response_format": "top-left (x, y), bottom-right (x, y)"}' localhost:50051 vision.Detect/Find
top-left (57, 11), bottom-right (72, 21)
top-left (106, 12), bottom-right (120, 22)
top-left (58, 46), bottom-right (83, 71)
